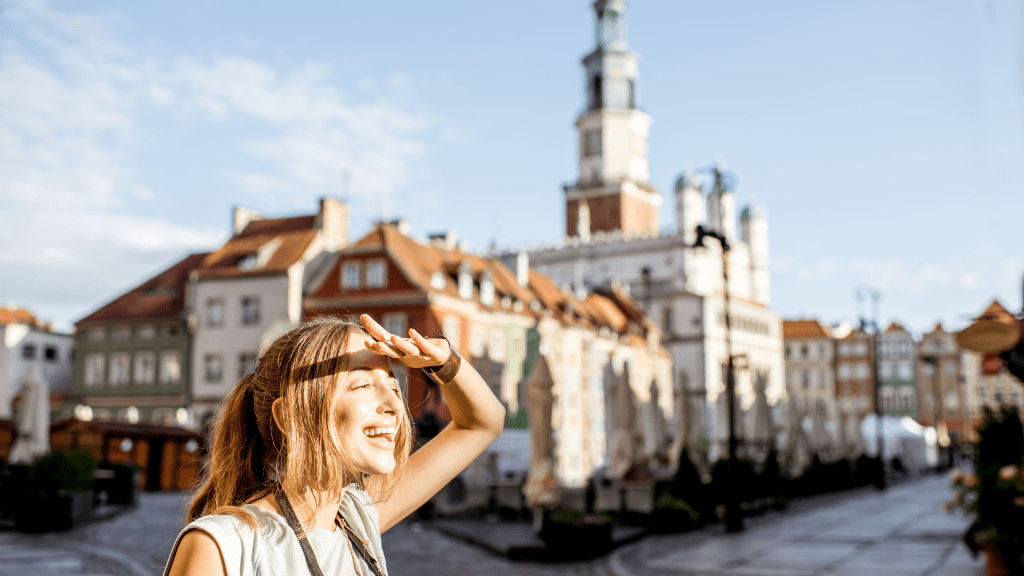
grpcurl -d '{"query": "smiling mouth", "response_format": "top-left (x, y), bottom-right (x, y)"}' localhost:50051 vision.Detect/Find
top-left (363, 426), bottom-right (396, 443)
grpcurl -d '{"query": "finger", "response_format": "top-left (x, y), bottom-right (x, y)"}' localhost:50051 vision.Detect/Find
top-left (388, 334), bottom-right (419, 357)
top-left (359, 314), bottom-right (391, 340)
top-left (409, 329), bottom-right (447, 361)
top-left (365, 339), bottom-right (403, 358)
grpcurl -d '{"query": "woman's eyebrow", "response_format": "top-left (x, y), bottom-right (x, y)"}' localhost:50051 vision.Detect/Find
top-left (349, 366), bottom-right (396, 379)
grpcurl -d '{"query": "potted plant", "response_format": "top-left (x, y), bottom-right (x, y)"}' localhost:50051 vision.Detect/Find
top-left (652, 448), bottom-right (705, 532)
top-left (539, 508), bottom-right (612, 559)
top-left (14, 450), bottom-right (98, 532)
top-left (947, 407), bottom-right (1024, 575)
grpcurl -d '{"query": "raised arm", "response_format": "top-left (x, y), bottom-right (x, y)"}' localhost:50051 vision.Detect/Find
top-left (359, 315), bottom-right (506, 531)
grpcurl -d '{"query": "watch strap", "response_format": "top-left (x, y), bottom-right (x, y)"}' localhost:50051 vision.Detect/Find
top-left (422, 337), bottom-right (461, 385)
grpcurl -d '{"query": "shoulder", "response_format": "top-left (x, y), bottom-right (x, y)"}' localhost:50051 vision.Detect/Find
top-left (164, 507), bottom-right (281, 576)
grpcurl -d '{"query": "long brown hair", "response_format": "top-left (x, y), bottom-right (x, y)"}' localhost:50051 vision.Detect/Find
top-left (187, 317), bottom-right (413, 525)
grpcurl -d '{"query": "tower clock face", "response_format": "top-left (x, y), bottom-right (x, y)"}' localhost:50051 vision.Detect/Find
top-left (585, 130), bottom-right (602, 156)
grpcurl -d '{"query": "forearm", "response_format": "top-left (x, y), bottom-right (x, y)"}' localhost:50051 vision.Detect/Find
top-left (437, 360), bottom-right (506, 435)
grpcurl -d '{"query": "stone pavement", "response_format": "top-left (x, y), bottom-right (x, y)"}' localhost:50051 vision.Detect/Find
top-left (0, 473), bottom-right (983, 576)
top-left (609, 474), bottom-right (985, 576)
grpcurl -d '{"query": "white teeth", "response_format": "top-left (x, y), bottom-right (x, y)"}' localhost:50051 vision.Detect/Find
top-left (363, 427), bottom-right (396, 439)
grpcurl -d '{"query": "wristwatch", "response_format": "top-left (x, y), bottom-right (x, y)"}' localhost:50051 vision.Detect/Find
top-left (421, 338), bottom-right (462, 385)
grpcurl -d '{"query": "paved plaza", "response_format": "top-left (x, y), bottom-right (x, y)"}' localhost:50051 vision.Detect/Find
top-left (0, 473), bottom-right (985, 576)
top-left (610, 474), bottom-right (985, 576)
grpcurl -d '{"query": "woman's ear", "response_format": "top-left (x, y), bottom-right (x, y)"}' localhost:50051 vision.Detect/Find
top-left (271, 397), bottom-right (287, 434)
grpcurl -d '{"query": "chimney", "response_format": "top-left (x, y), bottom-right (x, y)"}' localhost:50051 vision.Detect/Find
top-left (233, 206), bottom-right (263, 235)
top-left (498, 251), bottom-right (531, 287)
top-left (428, 231), bottom-right (458, 251)
top-left (316, 197), bottom-right (348, 251)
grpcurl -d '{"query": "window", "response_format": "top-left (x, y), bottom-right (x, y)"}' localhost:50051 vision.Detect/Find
top-left (237, 253), bottom-right (258, 270)
top-left (366, 259), bottom-right (387, 288)
top-left (817, 345), bottom-right (826, 358)
top-left (880, 361), bottom-right (894, 379)
top-left (238, 352), bottom-right (258, 379)
top-left (838, 363), bottom-right (852, 379)
top-left (800, 345), bottom-right (808, 359)
top-left (897, 361), bottom-right (913, 380)
top-left (443, 316), bottom-right (461, 349)
top-left (241, 297), bottom-right (260, 326)
top-left (108, 353), bottom-right (131, 386)
top-left (856, 342), bottom-right (868, 356)
top-left (382, 313), bottom-right (407, 339)
top-left (44, 345), bottom-right (57, 361)
top-left (87, 329), bottom-right (105, 341)
top-left (816, 369), bottom-right (825, 387)
top-left (137, 326), bottom-right (156, 340)
top-left (489, 328), bottom-right (506, 361)
top-left (856, 362), bottom-right (869, 379)
top-left (342, 261), bottom-right (361, 289)
top-left (470, 325), bottom-right (486, 358)
top-left (160, 351), bottom-right (182, 384)
top-left (662, 306), bottom-right (673, 332)
top-left (784, 345), bottom-right (791, 360)
top-left (206, 299), bottom-right (224, 327)
top-left (584, 129), bottom-right (602, 156)
top-left (111, 327), bottom-right (130, 341)
top-left (22, 344), bottom-right (36, 360)
top-left (205, 354), bottom-right (223, 382)
top-left (85, 353), bottom-right (105, 387)
top-left (921, 362), bottom-right (935, 378)
top-left (801, 370), bottom-right (810, 389)
top-left (133, 352), bottom-right (156, 385)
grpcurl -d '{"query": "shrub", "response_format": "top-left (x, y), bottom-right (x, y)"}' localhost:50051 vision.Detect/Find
top-left (28, 450), bottom-right (98, 493)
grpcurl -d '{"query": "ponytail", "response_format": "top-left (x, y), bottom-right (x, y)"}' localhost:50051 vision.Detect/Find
top-left (187, 373), bottom-right (275, 525)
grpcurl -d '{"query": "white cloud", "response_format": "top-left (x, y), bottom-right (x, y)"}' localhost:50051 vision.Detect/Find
top-left (1, 1), bottom-right (446, 328)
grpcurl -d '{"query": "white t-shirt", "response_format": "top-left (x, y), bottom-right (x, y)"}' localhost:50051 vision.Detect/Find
top-left (163, 486), bottom-right (388, 576)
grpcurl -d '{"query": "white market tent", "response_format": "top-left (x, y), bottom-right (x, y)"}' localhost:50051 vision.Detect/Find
top-left (860, 413), bottom-right (938, 472)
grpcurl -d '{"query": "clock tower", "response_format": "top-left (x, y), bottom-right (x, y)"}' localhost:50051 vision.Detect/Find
top-left (566, 0), bottom-right (661, 238)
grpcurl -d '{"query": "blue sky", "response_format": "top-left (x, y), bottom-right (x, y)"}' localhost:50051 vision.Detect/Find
top-left (2, 0), bottom-right (1023, 335)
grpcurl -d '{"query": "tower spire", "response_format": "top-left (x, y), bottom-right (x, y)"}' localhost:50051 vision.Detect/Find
top-left (565, 0), bottom-right (660, 238)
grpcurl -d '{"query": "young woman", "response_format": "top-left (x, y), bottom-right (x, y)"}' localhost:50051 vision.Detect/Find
top-left (164, 314), bottom-right (506, 576)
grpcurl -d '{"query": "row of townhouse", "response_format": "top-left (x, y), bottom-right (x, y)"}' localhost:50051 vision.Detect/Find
top-left (782, 309), bottom-right (1023, 449)
top-left (68, 201), bottom-right (674, 490)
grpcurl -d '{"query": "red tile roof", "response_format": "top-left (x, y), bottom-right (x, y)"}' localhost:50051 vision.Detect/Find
top-left (78, 252), bottom-right (210, 324)
top-left (885, 322), bottom-right (909, 334)
top-left (782, 319), bottom-right (829, 339)
top-left (315, 223), bottom-right (659, 339)
top-left (194, 215), bottom-right (318, 279)
top-left (0, 307), bottom-right (38, 326)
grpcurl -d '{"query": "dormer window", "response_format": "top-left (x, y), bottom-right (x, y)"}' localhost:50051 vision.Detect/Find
top-left (342, 261), bottom-right (361, 289)
top-left (458, 260), bottom-right (473, 300)
top-left (430, 271), bottom-right (447, 290)
top-left (366, 259), bottom-right (387, 288)
top-left (480, 270), bottom-right (495, 306)
top-left (237, 253), bottom-right (258, 270)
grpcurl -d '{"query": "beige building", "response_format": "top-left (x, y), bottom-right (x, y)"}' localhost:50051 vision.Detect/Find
top-left (188, 198), bottom-right (348, 427)
top-left (782, 319), bottom-right (839, 459)
top-left (835, 328), bottom-right (874, 422)
top-left (917, 323), bottom-right (968, 445)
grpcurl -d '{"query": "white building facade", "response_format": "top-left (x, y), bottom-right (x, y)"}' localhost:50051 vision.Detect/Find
top-left (0, 309), bottom-right (73, 419)
top-left (523, 0), bottom-right (783, 462)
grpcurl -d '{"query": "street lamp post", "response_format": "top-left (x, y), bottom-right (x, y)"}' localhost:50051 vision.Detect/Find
top-left (857, 288), bottom-right (886, 490)
top-left (694, 222), bottom-right (743, 533)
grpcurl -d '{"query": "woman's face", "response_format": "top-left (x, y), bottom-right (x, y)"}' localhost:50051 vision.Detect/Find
top-left (333, 332), bottom-right (404, 476)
